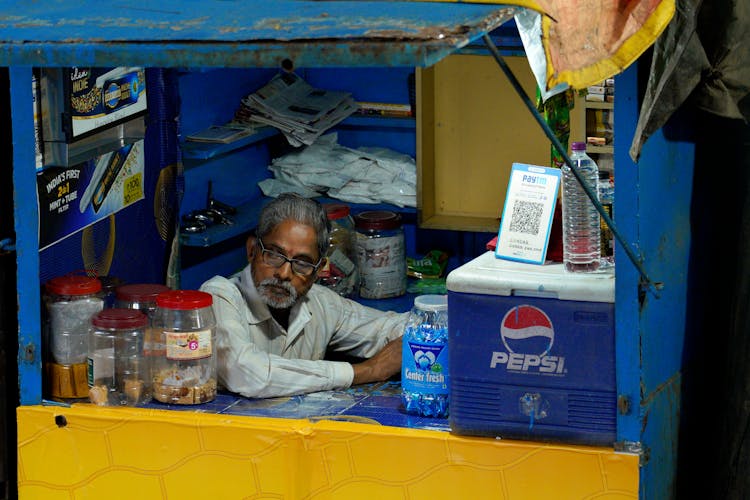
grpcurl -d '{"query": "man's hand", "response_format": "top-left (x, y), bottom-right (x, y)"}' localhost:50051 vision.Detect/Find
top-left (351, 337), bottom-right (402, 385)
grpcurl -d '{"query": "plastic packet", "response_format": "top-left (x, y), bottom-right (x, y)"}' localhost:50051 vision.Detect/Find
top-left (406, 278), bottom-right (447, 295)
top-left (407, 250), bottom-right (449, 279)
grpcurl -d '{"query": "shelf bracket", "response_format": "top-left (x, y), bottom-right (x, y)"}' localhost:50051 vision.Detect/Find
top-left (482, 33), bottom-right (662, 297)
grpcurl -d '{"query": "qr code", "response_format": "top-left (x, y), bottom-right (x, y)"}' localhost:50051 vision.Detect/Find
top-left (508, 200), bottom-right (543, 235)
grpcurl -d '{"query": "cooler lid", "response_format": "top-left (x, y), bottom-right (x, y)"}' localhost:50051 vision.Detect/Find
top-left (446, 251), bottom-right (614, 303)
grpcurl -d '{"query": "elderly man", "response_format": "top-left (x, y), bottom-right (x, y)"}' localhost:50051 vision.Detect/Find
top-left (200, 193), bottom-right (407, 398)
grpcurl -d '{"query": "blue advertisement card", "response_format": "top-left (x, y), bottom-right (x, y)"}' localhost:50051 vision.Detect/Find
top-left (495, 163), bottom-right (561, 265)
top-left (37, 140), bottom-right (145, 250)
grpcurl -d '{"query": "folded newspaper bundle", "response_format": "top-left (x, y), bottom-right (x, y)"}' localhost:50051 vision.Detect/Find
top-left (234, 72), bottom-right (358, 147)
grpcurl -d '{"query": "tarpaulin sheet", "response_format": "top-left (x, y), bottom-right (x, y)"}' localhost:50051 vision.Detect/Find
top-left (453, 0), bottom-right (675, 90)
top-left (630, 0), bottom-right (750, 160)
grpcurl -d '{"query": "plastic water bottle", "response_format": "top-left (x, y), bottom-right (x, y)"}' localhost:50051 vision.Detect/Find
top-left (562, 142), bottom-right (601, 272)
top-left (401, 294), bottom-right (449, 418)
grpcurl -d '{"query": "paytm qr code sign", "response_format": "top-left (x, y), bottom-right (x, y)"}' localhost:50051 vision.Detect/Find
top-left (495, 163), bottom-right (561, 265)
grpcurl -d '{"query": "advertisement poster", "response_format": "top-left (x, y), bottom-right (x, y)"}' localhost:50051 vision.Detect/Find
top-left (69, 67), bottom-right (147, 139)
top-left (37, 140), bottom-right (145, 250)
top-left (495, 163), bottom-right (560, 265)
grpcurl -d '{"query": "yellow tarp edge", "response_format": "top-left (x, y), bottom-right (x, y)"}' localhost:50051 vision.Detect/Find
top-left (545, 0), bottom-right (676, 89)
top-left (404, 0), bottom-right (547, 16)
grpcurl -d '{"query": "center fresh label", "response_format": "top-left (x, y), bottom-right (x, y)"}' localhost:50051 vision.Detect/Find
top-left (401, 340), bottom-right (449, 395)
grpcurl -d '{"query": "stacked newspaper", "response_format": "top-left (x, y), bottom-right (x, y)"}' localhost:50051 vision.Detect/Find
top-left (234, 72), bottom-right (358, 147)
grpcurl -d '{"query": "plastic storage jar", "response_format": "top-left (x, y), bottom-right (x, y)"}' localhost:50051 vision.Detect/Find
top-left (43, 273), bottom-right (104, 400)
top-left (317, 203), bottom-right (358, 297)
top-left (151, 290), bottom-right (217, 405)
top-left (115, 283), bottom-right (171, 357)
top-left (87, 308), bottom-right (150, 406)
top-left (401, 294), bottom-right (450, 418)
top-left (354, 210), bottom-right (406, 299)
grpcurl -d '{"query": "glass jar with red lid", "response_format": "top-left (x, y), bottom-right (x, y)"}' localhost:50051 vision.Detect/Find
top-left (115, 283), bottom-right (171, 358)
top-left (87, 308), bottom-right (150, 406)
top-left (317, 203), bottom-right (358, 297)
top-left (43, 272), bottom-right (104, 400)
top-left (151, 290), bottom-right (217, 405)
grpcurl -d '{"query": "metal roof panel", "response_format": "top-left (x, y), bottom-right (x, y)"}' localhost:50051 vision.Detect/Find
top-left (0, 0), bottom-right (522, 67)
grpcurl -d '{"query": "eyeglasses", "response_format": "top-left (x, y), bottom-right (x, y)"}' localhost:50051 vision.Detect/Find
top-left (257, 238), bottom-right (322, 277)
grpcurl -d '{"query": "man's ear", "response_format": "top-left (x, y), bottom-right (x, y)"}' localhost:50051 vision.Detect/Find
top-left (246, 235), bottom-right (257, 261)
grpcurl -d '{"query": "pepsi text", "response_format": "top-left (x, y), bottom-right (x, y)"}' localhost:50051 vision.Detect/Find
top-left (489, 351), bottom-right (566, 374)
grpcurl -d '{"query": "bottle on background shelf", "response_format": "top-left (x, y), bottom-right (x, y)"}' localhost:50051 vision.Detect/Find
top-left (597, 170), bottom-right (615, 261)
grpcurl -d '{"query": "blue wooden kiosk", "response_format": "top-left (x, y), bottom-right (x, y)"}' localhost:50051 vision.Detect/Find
top-left (2, 2), bottom-right (691, 498)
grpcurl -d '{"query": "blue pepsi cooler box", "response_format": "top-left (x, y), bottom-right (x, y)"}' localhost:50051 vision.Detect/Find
top-left (446, 251), bottom-right (615, 446)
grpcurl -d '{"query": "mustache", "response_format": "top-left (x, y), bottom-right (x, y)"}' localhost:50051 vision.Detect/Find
top-left (257, 278), bottom-right (298, 308)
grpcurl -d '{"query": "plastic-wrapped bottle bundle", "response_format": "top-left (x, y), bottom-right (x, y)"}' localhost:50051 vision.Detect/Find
top-left (401, 294), bottom-right (449, 418)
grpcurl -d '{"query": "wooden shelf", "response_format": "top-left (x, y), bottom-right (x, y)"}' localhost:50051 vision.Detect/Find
top-left (180, 116), bottom-right (413, 163)
top-left (179, 199), bottom-right (268, 247)
top-left (584, 101), bottom-right (614, 110)
top-left (339, 115), bottom-right (416, 129)
top-left (180, 125), bottom-right (279, 161)
top-left (417, 54), bottom-right (547, 233)
top-left (180, 196), bottom-right (416, 248)
top-left (573, 94), bottom-right (615, 157)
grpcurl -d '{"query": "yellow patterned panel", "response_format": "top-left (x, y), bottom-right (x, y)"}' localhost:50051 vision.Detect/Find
top-left (107, 420), bottom-right (204, 469)
top-left (17, 405), bottom-right (638, 499)
top-left (79, 471), bottom-right (162, 500)
top-left (162, 455), bottom-right (257, 498)
top-left (408, 465), bottom-right (505, 498)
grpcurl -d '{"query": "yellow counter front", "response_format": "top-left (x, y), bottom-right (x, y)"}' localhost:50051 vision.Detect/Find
top-left (17, 385), bottom-right (638, 499)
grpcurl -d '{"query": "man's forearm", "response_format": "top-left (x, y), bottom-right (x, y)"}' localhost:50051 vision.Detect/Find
top-left (351, 337), bottom-right (402, 385)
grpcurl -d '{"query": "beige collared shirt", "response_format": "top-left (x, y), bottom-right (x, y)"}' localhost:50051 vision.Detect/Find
top-left (200, 265), bottom-right (408, 398)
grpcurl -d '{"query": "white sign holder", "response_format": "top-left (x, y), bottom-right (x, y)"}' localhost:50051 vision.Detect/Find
top-left (495, 163), bottom-right (561, 265)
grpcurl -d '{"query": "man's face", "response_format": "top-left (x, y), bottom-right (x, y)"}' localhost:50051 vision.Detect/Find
top-left (249, 219), bottom-right (321, 309)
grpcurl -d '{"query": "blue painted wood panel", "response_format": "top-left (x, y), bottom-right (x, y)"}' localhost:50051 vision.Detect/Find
top-left (615, 60), bottom-right (695, 500)
top-left (9, 67), bottom-right (42, 405)
top-left (0, 1), bottom-right (521, 68)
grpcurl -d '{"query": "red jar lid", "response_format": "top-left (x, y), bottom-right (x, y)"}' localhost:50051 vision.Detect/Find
top-left (324, 203), bottom-right (351, 221)
top-left (116, 283), bottom-right (171, 303)
top-left (156, 290), bottom-right (213, 310)
top-left (46, 274), bottom-right (102, 296)
top-left (91, 308), bottom-right (147, 329)
top-left (354, 210), bottom-right (401, 230)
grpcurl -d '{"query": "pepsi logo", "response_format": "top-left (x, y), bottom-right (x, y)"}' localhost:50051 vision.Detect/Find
top-left (500, 305), bottom-right (554, 356)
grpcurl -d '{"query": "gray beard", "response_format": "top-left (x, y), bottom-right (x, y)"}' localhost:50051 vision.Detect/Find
top-left (257, 278), bottom-right (298, 309)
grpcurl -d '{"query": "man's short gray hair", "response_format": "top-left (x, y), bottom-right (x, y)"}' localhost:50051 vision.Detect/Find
top-left (256, 193), bottom-right (330, 259)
